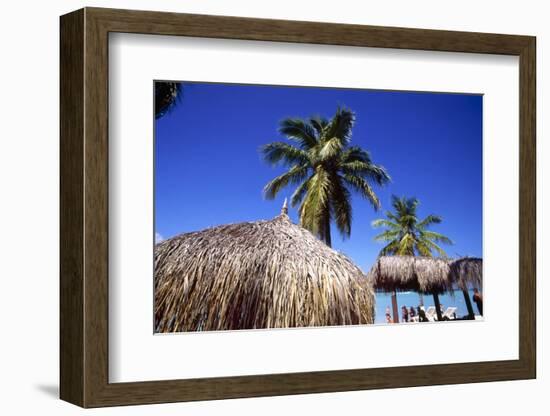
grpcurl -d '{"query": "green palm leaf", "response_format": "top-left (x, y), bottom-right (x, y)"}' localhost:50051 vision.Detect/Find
top-left (260, 142), bottom-right (309, 166)
top-left (263, 165), bottom-right (309, 199)
top-left (278, 118), bottom-right (318, 150)
top-left (417, 214), bottom-right (443, 229)
top-left (419, 230), bottom-right (453, 245)
top-left (323, 107), bottom-right (355, 146)
top-left (290, 177), bottom-right (311, 207)
top-left (341, 174), bottom-right (381, 210)
top-left (319, 137), bottom-right (344, 161)
top-left (371, 219), bottom-right (400, 229)
top-left (329, 175), bottom-right (353, 239)
top-left (309, 116), bottom-right (329, 136)
top-left (373, 229), bottom-right (401, 242)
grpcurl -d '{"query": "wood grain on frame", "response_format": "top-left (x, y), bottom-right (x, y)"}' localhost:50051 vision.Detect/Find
top-left (60, 7), bottom-right (536, 408)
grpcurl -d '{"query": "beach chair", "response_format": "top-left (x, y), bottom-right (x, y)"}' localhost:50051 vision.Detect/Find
top-left (425, 306), bottom-right (437, 321)
top-left (443, 307), bottom-right (457, 320)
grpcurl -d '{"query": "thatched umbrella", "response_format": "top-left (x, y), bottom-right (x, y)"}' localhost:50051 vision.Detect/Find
top-left (368, 256), bottom-right (483, 321)
top-left (367, 256), bottom-right (451, 321)
top-left (449, 257), bottom-right (483, 318)
top-left (154, 202), bottom-right (374, 332)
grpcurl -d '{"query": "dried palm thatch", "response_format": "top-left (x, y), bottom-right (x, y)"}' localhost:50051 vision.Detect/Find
top-left (367, 255), bottom-right (451, 294)
top-left (368, 255), bottom-right (482, 294)
top-left (449, 257), bottom-right (482, 291)
top-left (155, 207), bottom-right (374, 332)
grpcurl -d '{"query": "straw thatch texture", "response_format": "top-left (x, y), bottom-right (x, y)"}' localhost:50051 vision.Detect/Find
top-left (368, 255), bottom-right (482, 294)
top-left (368, 255), bottom-right (451, 294)
top-left (449, 257), bottom-right (483, 291)
top-left (155, 213), bottom-right (374, 332)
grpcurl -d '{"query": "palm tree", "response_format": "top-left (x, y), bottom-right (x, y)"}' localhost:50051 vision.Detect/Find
top-left (261, 107), bottom-right (390, 247)
top-left (372, 195), bottom-right (452, 257)
top-left (155, 81), bottom-right (182, 119)
top-left (372, 195), bottom-right (453, 322)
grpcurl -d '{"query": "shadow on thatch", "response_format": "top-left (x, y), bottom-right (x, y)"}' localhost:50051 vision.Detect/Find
top-left (367, 255), bottom-right (482, 294)
top-left (154, 210), bottom-right (374, 333)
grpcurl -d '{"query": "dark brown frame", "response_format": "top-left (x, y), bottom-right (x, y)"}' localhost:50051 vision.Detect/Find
top-left (60, 7), bottom-right (536, 408)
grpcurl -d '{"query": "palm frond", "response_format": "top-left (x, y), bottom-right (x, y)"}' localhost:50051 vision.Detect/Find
top-left (290, 177), bottom-right (311, 207)
top-left (279, 118), bottom-right (318, 149)
top-left (385, 211), bottom-right (401, 222)
top-left (341, 146), bottom-right (372, 164)
top-left (323, 107), bottom-right (355, 146)
top-left (373, 229), bottom-right (401, 242)
top-left (260, 142), bottom-right (309, 166)
top-left (396, 214), bottom-right (418, 225)
top-left (263, 165), bottom-right (309, 199)
top-left (415, 240), bottom-right (434, 257)
top-left (417, 214), bottom-right (443, 229)
top-left (309, 116), bottom-right (328, 136)
top-left (299, 170), bottom-right (331, 238)
top-left (319, 136), bottom-right (344, 161)
top-left (341, 161), bottom-right (390, 185)
top-left (420, 230), bottom-right (453, 245)
top-left (371, 219), bottom-right (400, 229)
top-left (379, 240), bottom-right (401, 256)
top-left (422, 239), bottom-right (449, 258)
top-left (396, 233), bottom-right (416, 256)
top-left (155, 82), bottom-right (182, 119)
top-left (342, 174), bottom-right (381, 210)
top-left (329, 176), bottom-right (352, 238)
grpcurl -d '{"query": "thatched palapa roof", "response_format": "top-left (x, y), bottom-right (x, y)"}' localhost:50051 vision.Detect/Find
top-left (155, 203), bottom-right (374, 332)
top-left (367, 255), bottom-right (482, 294)
top-left (368, 256), bottom-right (451, 294)
top-left (449, 257), bottom-right (482, 291)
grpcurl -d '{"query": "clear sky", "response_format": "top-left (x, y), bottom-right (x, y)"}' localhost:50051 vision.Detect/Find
top-left (155, 81), bottom-right (482, 274)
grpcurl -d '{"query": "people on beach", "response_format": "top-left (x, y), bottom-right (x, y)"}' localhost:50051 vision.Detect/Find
top-left (409, 306), bottom-right (416, 320)
top-left (472, 288), bottom-right (483, 315)
top-left (401, 305), bottom-right (409, 322)
top-left (417, 305), bottom-right (428, 322)
top-left (384, 301), bottom-right (467, 324)
top-left (439, 303), bottom-right (451, 321)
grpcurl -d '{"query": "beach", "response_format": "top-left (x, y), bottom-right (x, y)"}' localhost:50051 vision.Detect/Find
top-left (375, 288), bottom-right (481, 324)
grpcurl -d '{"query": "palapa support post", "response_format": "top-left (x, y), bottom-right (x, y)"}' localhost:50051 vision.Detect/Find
top-left (433, 292), bottom-right (443, 321)
top-left (462, 289), bottom-right (475, 319)
top-left (391, 290), bottom-right (399, 323)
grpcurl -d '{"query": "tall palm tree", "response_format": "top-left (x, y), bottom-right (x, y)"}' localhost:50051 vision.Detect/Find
top-left (373, 195), bottom-right (453, 322)
top-left (261, 107), bottom-right (390, 247)
top-left (372, 195), bottom-right (452, 257)
top-left (155, 81), bottom-right (182, 119)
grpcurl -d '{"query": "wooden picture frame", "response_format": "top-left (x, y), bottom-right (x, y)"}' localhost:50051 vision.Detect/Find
top-left (60, 7), bottom-right (536, 408)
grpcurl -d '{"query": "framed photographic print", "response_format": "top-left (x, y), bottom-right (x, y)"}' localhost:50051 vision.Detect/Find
top-left (60, 7), bottom-right (536, 408)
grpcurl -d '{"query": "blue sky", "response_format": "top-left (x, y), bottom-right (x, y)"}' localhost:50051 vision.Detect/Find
top-left (155, 81), bottom-right (482, 274)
